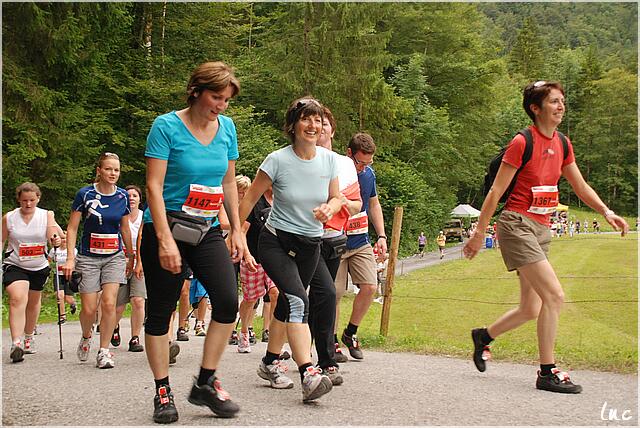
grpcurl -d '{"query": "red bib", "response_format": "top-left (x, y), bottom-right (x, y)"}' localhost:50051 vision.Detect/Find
top-left (90, 233), bottom-right (120, 255)
top-left (182, 184), bottom-right (224, 217)
top-left (346, 211), bottom-right (368, 235)
top-left (18, 243), bottom-right (45, 261)
top-left (528, 185), bottom-right (559, 215)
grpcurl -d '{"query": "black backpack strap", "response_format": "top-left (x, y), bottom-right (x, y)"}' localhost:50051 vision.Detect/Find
top-left (517, 127), bottom-right (534, 169)
top-left (557, 131), bottom-right (569, 160)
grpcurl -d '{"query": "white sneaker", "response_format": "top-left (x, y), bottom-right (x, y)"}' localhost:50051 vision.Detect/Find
top-left (257, 360), bottom-right (294, 389)
top-left (237, 332), bottom-right (251, 353)
top-left (23, 335), bottom-right (36, 354)
top-left (301, 366), bottom-right (332, 402)
top-left (96, 348), bottom-right (114, 369)
top-left (77, 336), bottom-right (92, 362)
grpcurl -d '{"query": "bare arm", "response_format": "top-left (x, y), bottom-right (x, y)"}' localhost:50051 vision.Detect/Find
top-left (134, 224), bottom-right (144, 279)
top-left (221, 160), bottom-right (246, 264)
top-left (63, 210), bottom-right (82, 279)
top-left (146, 157), bottom-right (182, 274)
top-left (314, 177), bottom-right (343, 223)
top-left (238, 170), bottom-right (272, 224)
top-left (120, 214), bottom-right (134, 276)
top-left (463, 161), bottom-right (518, 259)
top-left (562, 162), bottom-right (629, 236)
top-left (368, 195), bottom-right (387, 255)
top-left (2, 214), bottom-right (8, 249)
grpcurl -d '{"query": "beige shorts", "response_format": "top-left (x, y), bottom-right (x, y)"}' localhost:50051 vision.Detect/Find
top-left (497, 210), bottom-right (551, 272)
top-left (116, 273), bottom-right (147, 306)
top-left (335, 244), bottom-right (377, 300)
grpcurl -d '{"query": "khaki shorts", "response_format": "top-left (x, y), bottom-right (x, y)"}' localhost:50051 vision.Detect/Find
top-left (117, 273), bottom-right (147, 306)
top-left (335, 244), bottom-right (377, 300)
top-left (76, 252), bottom-right (127, 294)
top-left (497, 210), bottom-right (551, 272)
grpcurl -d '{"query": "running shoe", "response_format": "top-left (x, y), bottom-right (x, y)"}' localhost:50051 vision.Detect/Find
top-left (111, 324), bottom-right (121, 347)
top-left (96, 348), bottom-right (115, 369)
top-left (301, 366), bottom-right (332, 402)
top-left (176, 327), bottom-right (189, 342)
top-left (23, 335), bottom-right (36, 354)
top-left (320, 365), bottom-right (344, 386)
top-left (341, 331), bottom-right (363, 360)
top-left (128, 336), bottom-right (144, 352)
top-left (279, 350), bottom-right (291, 361)
top-left (169, 341), bottom-right (180, 365)
top-left (257, 360), bottom-right (294, 389)
top-left (10, 342), bottom-right (24, 363)
top-left (334, 343), bottom-right (348, 363)
top-left (536, 369), bottom-right (583, 394)
top-left (58, 314), bottom-right (67, 325)
top-left (261, 329), bottom-right (269, 343)
top-left (471, 328), bottom-right (491, 372)
top-left (228, 329), bottom-right (238, 345)
top-left (237, 332), bottom-right (251, 354)
top-left (188, 376), bottom-right (240, 418)
top-left (77, 336), bottom-right (92, 362)
top-left (153, 385), bottom-right (179, 424)
top-left (248, 327), bottom-right (257, 344)
top-left (70, 302), bottom-right (77, 315)
top-left (195, 322), bottom-right (206, 337)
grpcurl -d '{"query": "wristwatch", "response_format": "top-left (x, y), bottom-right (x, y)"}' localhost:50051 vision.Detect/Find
top-left (378, 236), bottom-right (387, 240)
top-left (603, 209), bottom-right (615, 218)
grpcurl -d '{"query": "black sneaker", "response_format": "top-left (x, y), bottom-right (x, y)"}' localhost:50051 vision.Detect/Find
top-left (188, 376), bottom-right (240, 418)
top-left (279, 350), bottom-right (291, 360)
top-left (341, 331), bottom-right (363, 360)
top-left (111, 324), bottom-right (121, 347)
top-left (320, 365), bottom-right (344, 386)
top-left (169, 341), bottom-right (180, 365)
top-left (261, 329), bottom-right (269, 343)
top-left (70, 302), bottom-right (77, 315)
top-left (471, 328), bottom-right (491, 372)
top-left (129, 336), bottom-right (144, 352)
top-left (153, 385), bottom-right (179, 424)
top-left (176, 327), bottom-right (189, 342)
top-left (536, 369), bottom-right (583, 394)
top-left (228, 330), bottom-right (238, 345)
top-left (334, 343), bottom-right (348, 363)
top-left (248, 327), bottom-right (257, 345)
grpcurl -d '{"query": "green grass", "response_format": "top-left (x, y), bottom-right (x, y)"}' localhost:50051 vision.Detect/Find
top-left (339, 233), bottom-right (637, 373)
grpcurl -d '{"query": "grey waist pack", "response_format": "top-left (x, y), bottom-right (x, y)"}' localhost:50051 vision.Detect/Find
top-left (166, 211), bottom-right (211, 246)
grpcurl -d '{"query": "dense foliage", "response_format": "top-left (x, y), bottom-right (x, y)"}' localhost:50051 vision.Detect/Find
top-left (3, 3), bottom-right (637, 255)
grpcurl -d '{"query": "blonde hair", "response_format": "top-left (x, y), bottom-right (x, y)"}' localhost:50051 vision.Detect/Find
top-left (186, 61), bottom-right (240, 105)
top-left (235, 175), bottom-right (251, 192)
top-left (95, 152), bottom-right (120, 183)
top-left (16, 182), bottom-right (41, 200)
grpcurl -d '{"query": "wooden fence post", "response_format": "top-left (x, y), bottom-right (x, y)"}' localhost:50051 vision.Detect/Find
top-left (380, 206), bottom-right (403, 337)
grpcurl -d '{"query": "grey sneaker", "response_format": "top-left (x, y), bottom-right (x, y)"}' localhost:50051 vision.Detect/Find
top-left (237, 332), bottom-right (251, 354)
top-left (321, 365), bottom-right (344, 386)
top-left (302, 366), bottom-right (332, 402)
top-left (10, 342), bottom-right (24, 363)
top-left (77, 336), bottom-right (92, 362)
top-left (169, 341), bottom-right (180, 365)
top-left (257, 360), bottom-right (294, 389)
top-left (96, 348), bottom-right (115, 369)
top-left (334, 343), bottom-right (348, 363)
top-left (23, 335), bottom-right (36, 354)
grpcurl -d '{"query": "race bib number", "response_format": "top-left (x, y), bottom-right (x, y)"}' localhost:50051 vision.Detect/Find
top-left (90, 233), bottom-right (120, 255)
top-left (528, 185), bottom-right (559, 215)
top-left (182, 184), bottom-right (224, 217)
top-left (346, 211), bottom-right (368, 235)
top-left (18, 243), bottom-right (45, 261)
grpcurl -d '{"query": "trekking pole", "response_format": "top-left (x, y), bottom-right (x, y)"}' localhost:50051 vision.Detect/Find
top-left (51, 234), bottom-right (64, 359)
top-left (184, 294), bottom-right (208, 323)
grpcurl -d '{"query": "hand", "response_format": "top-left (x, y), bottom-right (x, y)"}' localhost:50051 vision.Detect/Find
top-left (375, 237), bottom-right (387, 258)
top-left (62, 259), bottom-right (75, 280)
top-left (313, 203), bottom-right (333, 223)
top-left (463, 231), bottom-right (483, 260)
top-left (228, 229), bottom-right (245, 264)
top-left (50, 234), bottom-right (61, 248)
top-left (605, 213), bottom-right (629, 237)
top-left (134, 261), bottom-right (144, 279)
top-left (125, 256), bottom-right (134, 278)
top-left (158, 236), bottom-right (182, 274)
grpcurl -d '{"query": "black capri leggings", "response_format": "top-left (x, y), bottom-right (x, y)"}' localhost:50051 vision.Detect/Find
top-left (258, 227), bottom-right (321, 324)
top-left (140, 223), bottom-right (238, 336)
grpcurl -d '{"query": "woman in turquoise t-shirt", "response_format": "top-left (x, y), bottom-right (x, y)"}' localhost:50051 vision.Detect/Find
top-left (141, 61), bottom-right (250, 423)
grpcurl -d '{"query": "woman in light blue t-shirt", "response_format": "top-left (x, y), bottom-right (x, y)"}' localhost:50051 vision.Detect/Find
top-left (239, 97), bottom-right (343, 403)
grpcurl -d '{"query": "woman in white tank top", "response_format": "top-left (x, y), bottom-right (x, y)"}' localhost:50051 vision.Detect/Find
top-left (2, 182), bottom-right (61, 363)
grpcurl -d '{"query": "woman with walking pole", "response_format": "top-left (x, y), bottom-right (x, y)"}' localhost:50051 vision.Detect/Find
top-left (463, 80), bottom-right (629, 393)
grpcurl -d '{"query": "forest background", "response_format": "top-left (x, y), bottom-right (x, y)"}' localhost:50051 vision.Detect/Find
top-left (2, 2), bottom-right (637, 256)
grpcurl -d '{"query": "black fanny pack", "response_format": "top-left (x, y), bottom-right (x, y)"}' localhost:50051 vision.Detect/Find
top-left (323, 234), bottom-right (348, 259)
top-left (166, 211), bottom-right (211, 246)
top-left (274, 228), bottom-right (321, 260)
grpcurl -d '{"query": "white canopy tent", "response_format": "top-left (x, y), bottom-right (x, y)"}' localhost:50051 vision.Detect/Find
top-left (450, 204), bottom-right (481, 218)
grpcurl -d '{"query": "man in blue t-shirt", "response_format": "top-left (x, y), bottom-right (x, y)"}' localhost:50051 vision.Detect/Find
top-left (333, 133), bottom-right (387, 361)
